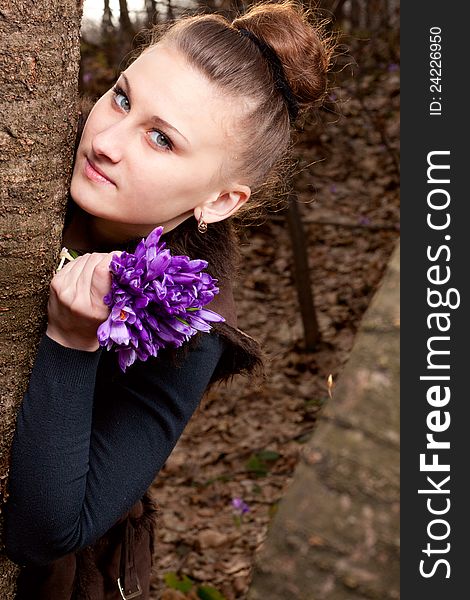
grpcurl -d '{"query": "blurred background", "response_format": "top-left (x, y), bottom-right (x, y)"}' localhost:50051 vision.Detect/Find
top-left (78, 2), bottom-right (400, 598)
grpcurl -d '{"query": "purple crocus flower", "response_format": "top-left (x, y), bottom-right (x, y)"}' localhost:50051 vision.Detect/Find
top-left (97, 226), bottom-right (225, 372)
top-left (231, 497), bottom-right (250, 515)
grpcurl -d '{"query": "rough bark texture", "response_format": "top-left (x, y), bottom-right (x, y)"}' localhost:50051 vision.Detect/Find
top-left (0, 0), bottom-right (82, 595)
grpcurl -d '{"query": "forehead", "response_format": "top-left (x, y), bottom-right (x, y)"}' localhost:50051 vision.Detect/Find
top-left (124, 43), bottom-right (235, 149)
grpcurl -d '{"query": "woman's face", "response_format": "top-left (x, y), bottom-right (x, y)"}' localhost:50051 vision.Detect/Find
top-left (70, 43), bottom-right (249, 241)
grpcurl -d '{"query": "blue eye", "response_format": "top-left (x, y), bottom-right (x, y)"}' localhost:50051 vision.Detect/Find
top-left (112, 86), bottom-right (130, 112)
top-left (148, 130), bottom-right (172, 151)
top-left (112, 83), bottom-right (173, 152)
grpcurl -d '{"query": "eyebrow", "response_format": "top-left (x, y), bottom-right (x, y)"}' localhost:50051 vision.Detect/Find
top-left (119, 72), bottom-right (190, 147)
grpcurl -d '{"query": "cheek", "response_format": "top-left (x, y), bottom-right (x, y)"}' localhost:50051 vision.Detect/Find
top-left (177, 152), bottom-right (224, 190)
top-left (78, 99), bottom-right (111, 147)
top-left (75, 122), bottom-right (94, 157)
top-left (136, 154), bottom-right (217, 198)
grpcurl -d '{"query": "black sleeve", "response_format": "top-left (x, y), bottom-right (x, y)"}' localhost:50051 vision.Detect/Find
top-left (3, 331), bottom-right (225, 567)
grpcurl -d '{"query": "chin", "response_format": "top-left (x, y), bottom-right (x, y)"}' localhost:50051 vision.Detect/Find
top-left (70, 178), bottom-right (105, 220)
top-left (70, 183), bottom-right (92, 216)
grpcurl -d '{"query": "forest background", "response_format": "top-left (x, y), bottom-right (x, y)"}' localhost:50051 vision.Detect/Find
top-left (78, 2), bottom-right (400, 598)
top-left (1, 1), bottom-right (400, 599)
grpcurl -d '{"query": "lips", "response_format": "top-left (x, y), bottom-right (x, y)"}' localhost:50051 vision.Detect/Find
top-left (84, 157), bottom-right (115, 185)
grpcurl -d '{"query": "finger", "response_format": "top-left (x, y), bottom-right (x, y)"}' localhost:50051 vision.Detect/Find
top-left (89, 253), bottom-right (118, 306)
top-left (53, 253), bottom-right (89, 284)
top-left (74, 253), bottom-right (111, 309)
top-left (50, 254), bottom-right (90, 301)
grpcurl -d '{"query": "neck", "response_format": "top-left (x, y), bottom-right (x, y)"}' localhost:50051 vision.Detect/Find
top-left (61, 207), bottom-right (95, 252)
top-left (62, 204), bottom-right (194, 252)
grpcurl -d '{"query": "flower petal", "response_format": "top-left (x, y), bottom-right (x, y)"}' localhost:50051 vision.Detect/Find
top-left (97, 224), bottom-right (223, 369)
top-left (110, 320), bottom-right (131, 345)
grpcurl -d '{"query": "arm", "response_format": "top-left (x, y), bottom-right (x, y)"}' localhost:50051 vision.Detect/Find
top-left (3, 252), bottom-right (225, 567)
top-left (3, 330), bottom-right (224, 567)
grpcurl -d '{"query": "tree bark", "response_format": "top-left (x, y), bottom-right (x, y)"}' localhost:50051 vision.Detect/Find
top-left (0, 0), bottom-right (82, 595)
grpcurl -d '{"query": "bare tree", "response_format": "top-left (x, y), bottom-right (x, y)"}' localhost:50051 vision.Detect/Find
top-left (145, 0), bottom-right (158, 26)
top-left (166, 0), bottom-right (175, 22)
top-left (119, 0), bottom-right (135, 38)
top-left (0, 1), bottom-right (82, 595)
top-left (102, 0), bottom-right (115, 38)
top-left (320, 0), bottom-right (399, 31)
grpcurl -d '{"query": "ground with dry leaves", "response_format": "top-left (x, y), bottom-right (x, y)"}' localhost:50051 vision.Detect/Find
top-left (148, 35), bottom-right (400, 600)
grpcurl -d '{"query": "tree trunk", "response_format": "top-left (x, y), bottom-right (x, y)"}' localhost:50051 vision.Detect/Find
top-left (166, 0), bottom-right (174, 21)
top-left (102, 0), bottom-right (115, 39)
top-left (119, 0), bottom-right (135, 38)
top-left (145, 0), bottom-right (157, 26)
top-left (0, 0), bottom-right (82, 595)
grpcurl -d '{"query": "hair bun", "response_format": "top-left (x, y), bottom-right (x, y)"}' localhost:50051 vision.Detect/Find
top-left (233, 0), bottom-right (335, 112)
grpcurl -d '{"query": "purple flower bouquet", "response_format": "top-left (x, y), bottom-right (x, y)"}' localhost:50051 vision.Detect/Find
top-left (97, 226), bottom-right (224, 372)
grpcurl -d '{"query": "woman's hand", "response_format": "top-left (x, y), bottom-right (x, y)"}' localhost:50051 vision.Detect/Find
top-left (46, 252), bottom-right (116, 352)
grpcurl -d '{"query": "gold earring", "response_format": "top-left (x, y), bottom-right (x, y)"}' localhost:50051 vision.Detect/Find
top-left (197, 211), bottom-right (208, 233)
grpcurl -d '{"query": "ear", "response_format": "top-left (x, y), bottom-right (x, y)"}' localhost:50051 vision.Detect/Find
top-left (195, 185), bottom-right (251, 224)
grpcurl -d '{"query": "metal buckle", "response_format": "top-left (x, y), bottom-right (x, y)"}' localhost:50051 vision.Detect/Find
top-left (117, 576), bottom-right (142, 599)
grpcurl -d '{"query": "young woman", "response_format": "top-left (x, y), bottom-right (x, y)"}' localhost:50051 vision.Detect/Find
top-left (3, 1), bottom-right (333, 597)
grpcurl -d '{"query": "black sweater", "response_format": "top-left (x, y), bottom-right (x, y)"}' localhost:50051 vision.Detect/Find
top-left (3, 331), bottom-right (225, 567)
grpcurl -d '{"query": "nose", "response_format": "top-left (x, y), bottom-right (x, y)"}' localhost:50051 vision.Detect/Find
top-left (91, 120), bottom-right (126, 164)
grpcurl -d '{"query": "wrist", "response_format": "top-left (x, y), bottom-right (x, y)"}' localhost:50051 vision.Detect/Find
top-left (46, 324), bottom-right (100, 352)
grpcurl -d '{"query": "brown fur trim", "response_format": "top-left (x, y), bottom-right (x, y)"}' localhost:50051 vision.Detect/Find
top-left (70, 493), bottom-right (161, 599)
top-left (209, 321), bottom-right (266, 384)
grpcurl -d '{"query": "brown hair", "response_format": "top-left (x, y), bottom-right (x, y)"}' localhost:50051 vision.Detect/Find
top-left (137, 0), bottom-right (335, 220)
